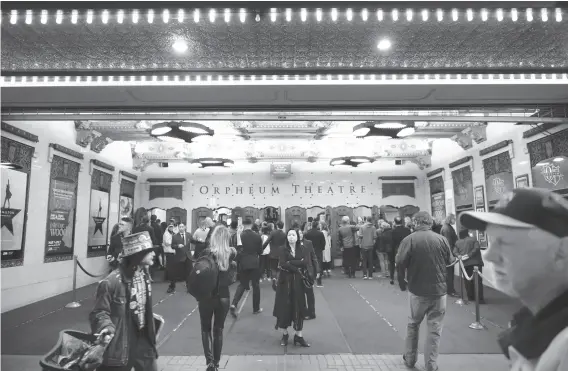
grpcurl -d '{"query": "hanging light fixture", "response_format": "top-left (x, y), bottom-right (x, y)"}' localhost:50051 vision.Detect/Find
top-left (353, 121), bottom-right (415, 139)
top-left (149, 121), bottom-right (214, 143)
top-left (329, 156), bottom-right (374, 167)
top-left (191, 158), bottom-right (234, 168)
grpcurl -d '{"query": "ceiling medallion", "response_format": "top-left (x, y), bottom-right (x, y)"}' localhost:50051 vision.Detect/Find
top-left (329, 156), bottom-right (375, 167)
top-left (353, 121), bottom-right (416, 139)
top-left (150, 121), bottom-right (214, 143)
top-left (191, 158), bottom-right (234, 168)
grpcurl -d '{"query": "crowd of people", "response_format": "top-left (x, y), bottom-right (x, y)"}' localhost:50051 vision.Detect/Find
top-left (92, 187), bottom-right (568, 371)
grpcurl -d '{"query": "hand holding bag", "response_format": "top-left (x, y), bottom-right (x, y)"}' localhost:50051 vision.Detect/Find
top-left (300, 268), bottom-right (314, 289)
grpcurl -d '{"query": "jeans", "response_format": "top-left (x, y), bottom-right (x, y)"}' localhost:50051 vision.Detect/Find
top-left (446, 266), bottom-right (456, 294)
top-left (404, 293), bottom-right (446, 371)
top-left (378, 252), bottom-right (389, 275)
top-left (361, 248), bottom-right (374, 277)
top-left (232, 268), bottom-right (260, 312)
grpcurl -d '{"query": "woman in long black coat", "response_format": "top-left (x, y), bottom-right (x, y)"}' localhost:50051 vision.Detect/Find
top-left (273, 229), bottom-right (310, 347)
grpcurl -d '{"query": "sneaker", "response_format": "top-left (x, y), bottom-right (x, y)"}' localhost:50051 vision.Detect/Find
top-left (316, 284), bottom-right (323, 288)
top-left (363, 276), bottom-right (368, 280)
top-left (253, 308), bottom-right (263, 314)
top-left (230, 305), bottom-right (237, 318)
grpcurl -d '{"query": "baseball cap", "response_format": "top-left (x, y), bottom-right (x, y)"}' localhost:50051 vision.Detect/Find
top-left (460, 188), bottom-right (568, 238)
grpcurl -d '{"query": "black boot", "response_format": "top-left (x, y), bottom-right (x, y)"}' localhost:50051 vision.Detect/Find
top-left (201, 331), bottom-right (215, 370)
top-left (293, 334), bottom-right (310, 347)
top-left (280, 333), bottom-right (289, 346)
top-left (213, 328), bottom-right (223, 369)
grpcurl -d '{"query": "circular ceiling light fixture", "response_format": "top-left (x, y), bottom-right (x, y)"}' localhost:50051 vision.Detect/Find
top-left (191, 158), bottom-right (234, 168)
top-left (329, 156), bottom-right (375, 167)
top-left (172, 39), bottom-right (188, 53)
top-left (150, 121), bottom-right (214, 143)
top-left (377, 38), bottom-right (392, 51)
top-left (353, 121), bottom-right (415, 139)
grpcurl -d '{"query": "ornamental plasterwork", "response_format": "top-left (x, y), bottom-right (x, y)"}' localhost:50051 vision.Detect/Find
top-left (451, 123), bottom-right (488, 149)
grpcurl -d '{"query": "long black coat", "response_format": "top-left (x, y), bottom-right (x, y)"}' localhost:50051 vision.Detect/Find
top-left (273, 243), bottom-right (308, 327)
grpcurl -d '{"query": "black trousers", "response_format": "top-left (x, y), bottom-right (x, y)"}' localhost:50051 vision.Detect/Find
top-left (343, 248), bottom-right (359, 275)
top-left (361, 248), bottom-right (374, 277)
top-left (464, 265), bottom-right (485, 301)
top-left (198, 296), bottom-right (230, 366)
top-left (232, 268), bottom-right (260, 312)
top-left (447, 266), bottom-right (457, 294)
top-left (269, 258), bottom-right (279, 279)
top-left (388, 250), bottom-right (396, 280)
top-left (170, 259), bottom-right (193, 290)
top-left (259, 255), bottom-right (271, 278)
top-left (305, 286), bottom-right (315, 317)
top-left (98, 326), bottom-right (157, 371)
top-left (314, 249), bottom-right (323, 285)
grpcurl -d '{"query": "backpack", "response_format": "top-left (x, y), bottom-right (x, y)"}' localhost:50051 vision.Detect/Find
top-left (187, 249), bottom-right (219, 301)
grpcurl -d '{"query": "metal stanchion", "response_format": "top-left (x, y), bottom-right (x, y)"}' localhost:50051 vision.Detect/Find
top-left (469, 266), bottom-right (485, 330)
top-left (455, 258), bottom-right (468, 306)
top-left (65, 255), bottom-right (81, 308)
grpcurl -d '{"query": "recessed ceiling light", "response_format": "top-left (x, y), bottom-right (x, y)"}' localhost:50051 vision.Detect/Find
top-left (172, 39), bottom-right (188, 53)
top-left (377, 38), bottom-right (391, 51)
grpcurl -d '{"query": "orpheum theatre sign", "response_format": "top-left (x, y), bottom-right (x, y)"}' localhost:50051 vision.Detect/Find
top-left (197, 183), bottom-right (369, 196)
top-left (532, 156), bottom-right (568, 191)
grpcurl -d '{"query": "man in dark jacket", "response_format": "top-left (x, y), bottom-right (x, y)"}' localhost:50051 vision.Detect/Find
top-left (107, 217), bottom-right (133, 271)
top-left (90, 231), bottom-right (160, 371)
top-left (440, 214), bottom-right (458, 296)
top-left (262, 220), bottom-right (287, 290)
top-left (391, 217), bottom-right (411, 285)
top-left (150, 215), bottom-right (164, 269)
top-left (396, 211), bottom-right (455, 371)
top-left (304, 221), bottom-right (326, 286)
top-left (230, 218), bottom-right (264, 317)
top-left (170, 223), bottom-right (194, 293)
top-left (454, 229), bottom-right (485, 303)
top-left (133, 216), bottom-right (157, 246)
top-left (299, 229), bottom-right (320, 320)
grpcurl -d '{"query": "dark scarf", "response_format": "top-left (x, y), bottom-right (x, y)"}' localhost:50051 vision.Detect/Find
top-left (498, 290), bottom-right (568, 360)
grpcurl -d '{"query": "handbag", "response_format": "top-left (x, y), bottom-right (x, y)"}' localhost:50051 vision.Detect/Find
top-left (300, 268), bottom-right (314, 289)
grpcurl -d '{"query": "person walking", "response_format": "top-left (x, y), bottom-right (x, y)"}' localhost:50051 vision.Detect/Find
top-left (359, 217), bottom-right (377, 279)
top-left (440, 214), bottom-right (458, 296)
top-left (391, 217), bottom-right (411, 285)
top-left (337, 216), bottom-right (359, 278)
top-left (197, 225), bottom-right (238, 371)
top-left (262, 221), bottom-right (287, 290)
top-left (320, 223), bottom-right (332, 276)
top-left (230, 218), bottom-right (264, 317)
top-left (90, 231), bottom-right (159, 371)
top-left (303, 220), bottom-right (325, 287)
top-left (163, 224), bottom-right (185, 294)
top-left (396, 211), bottom-right (455, 371)
top-left (170, 223), bottom-right (195, 292)
top-left (298, 229), bottom-right (320, 320)
top-left (273, 229), bottom-right (310, 347)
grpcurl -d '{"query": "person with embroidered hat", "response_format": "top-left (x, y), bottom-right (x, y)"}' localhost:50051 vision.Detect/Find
top-left (460, 187), bottom-right (568, 371)
top-left (90, 231), bottom-right (162, 371)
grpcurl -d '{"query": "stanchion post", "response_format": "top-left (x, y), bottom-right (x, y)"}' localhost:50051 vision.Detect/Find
top-left (455, 259), bottom-right (467, 306)
top-left (469, 266), bottom-right (485, 330)
top-left (65, 255), bottom-right (81, 308)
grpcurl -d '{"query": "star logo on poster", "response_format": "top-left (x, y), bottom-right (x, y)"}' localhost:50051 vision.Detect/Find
top-left (92, 216), bottom-right (106, 235)
top-left (1, 207), bottom-right (21, 235)
top-left (541, 164), bottom-right (564, 186)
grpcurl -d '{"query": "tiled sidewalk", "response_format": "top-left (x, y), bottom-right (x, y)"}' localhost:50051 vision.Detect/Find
top-left (6, 354), bottom-right (508, 371)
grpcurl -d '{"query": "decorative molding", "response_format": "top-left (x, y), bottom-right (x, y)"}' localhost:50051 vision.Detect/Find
top-left (1, 121), bottom-right (39, 143)
top-left (147, 178), bottom-right (186, 183)
top-left (49, 143), bottom-right (84, 160)
top-left (479, 140), bottom-right (513, 157)
top-left (450, 124), bottom-right (487, 150)
top-left (120, 170), bottom-right (138, 180)
top-left (90, 159), bottom-right (115, 176)
top-left (450, 131), bottom-right (473, 150)
top-left (427, 167), bottom-right (444, 178)
top-left (407, 155), bottom-right (431, 170)
top-left (523, 123), bottom-right (560, 138)
top-left (378, 176), bottom-right (417, 181)
top-left (449, 156), bottom-right (473, 169)
top-left (90, 133), bottom-right (113, 153)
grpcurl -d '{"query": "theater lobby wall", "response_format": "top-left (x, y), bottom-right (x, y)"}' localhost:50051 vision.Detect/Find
top-left (1, 121), bottom-right (142, 313)
top-left (139, 162), bottom-right (427, 225)
top-left (427, 122), bottom-right (568, 288)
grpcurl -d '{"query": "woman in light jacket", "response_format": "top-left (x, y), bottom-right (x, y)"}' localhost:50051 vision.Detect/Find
top-left (320, 222), bottom-right (332, 276)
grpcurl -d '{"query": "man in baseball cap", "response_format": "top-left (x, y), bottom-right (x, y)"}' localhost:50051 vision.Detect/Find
top-left (460, 188), bottom-right (568, 371)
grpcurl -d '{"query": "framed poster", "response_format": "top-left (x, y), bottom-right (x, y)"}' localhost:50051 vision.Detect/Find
top-left (473, 185), bottom-right (488, 249)
top-left (430, 192), bottom-right (446, 222)
top-left (119, 179), bottom-right (135, 221)
top-left (88, 169), bottom-right (112, 257)
top-left (515, 174), bottom-right (530, 189)
top-left (45, 155), bottom-right (80, 262)
top-left (1, 137), bottom-right (35, 267)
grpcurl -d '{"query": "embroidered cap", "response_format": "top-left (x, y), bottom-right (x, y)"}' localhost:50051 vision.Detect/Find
top-left (119, 231), bottom-right (156, 258)
top-left (460, 187), bottom-right (568, 238)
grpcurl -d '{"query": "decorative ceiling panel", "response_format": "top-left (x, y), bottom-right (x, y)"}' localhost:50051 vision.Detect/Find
top-left (2, 6), bottom-right (567, 73)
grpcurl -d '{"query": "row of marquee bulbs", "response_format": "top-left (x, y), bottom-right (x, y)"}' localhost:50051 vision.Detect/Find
top-left (7, 7), bottom-right (563, 25)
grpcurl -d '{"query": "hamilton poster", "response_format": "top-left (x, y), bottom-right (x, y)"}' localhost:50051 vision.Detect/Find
top-left (88, 169), bottom-right (112, 257)
top-left (44, 155), bottom-right (80, 262)
top-left (1, 137), bottom-right (34, 267)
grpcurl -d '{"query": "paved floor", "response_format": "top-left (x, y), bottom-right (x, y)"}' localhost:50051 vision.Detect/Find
top-left (2, 269), bottom-right (519, 371)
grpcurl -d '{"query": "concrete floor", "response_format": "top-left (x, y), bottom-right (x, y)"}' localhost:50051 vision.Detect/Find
top-left (2, 270), bottom-right (519, 371)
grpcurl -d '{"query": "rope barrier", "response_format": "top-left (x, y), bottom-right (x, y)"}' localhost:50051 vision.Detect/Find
top-left (65, 255), bottom-right (109, 309)
top-left (453, 257), bottom-right (485, 330)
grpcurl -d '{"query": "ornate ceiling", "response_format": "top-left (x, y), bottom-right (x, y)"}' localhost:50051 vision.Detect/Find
top-left (2, 4), bottom-right (567, 74)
